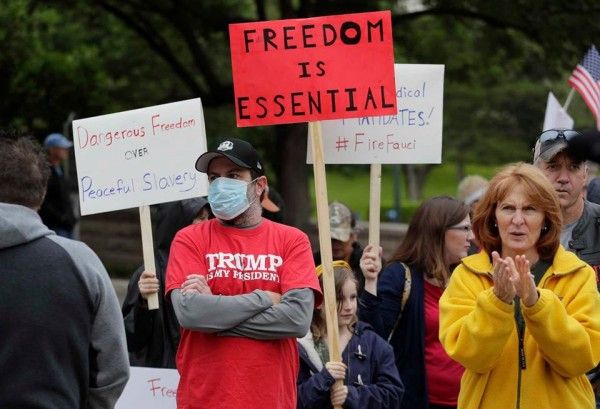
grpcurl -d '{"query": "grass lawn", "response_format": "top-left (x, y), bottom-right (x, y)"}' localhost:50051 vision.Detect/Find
top-left (308, 162), bottom-right (501, 222)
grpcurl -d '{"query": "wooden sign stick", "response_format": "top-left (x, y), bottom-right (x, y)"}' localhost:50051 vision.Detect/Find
top-left (139, 205), bottom-right (159, 310)
top-left (309, 121), bottom-right (342, 409)
top-left (368, 163), bottom-right (382, 248)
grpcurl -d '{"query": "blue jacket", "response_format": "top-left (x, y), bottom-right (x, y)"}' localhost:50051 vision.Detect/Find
top-left (359, 262), bottom-right (429, 409)
top-left (297, 321), bottom-right (404, 409)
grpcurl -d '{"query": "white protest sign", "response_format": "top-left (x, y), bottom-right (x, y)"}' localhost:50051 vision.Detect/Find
top-left (307, 64), bottom-right (444, 164)
top-left (115, 367), bottom-right (178, 408)
top-left (543, 91), bottom-right (574, 131)
top-left (73, 98), bottom-right (207, 215)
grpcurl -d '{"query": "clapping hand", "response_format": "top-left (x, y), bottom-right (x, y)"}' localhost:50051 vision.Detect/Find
top-left (492, 252), bottom-right (539, 307)
top-left (491, 251), bottom-right (516, 304)
top-left (507, 255), bottom-right (538, 307)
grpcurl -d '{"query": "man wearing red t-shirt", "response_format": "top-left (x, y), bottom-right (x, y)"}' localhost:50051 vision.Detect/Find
top-left (166, 138), bottom-right (322, 409)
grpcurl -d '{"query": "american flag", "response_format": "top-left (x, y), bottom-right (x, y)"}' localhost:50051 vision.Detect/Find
top-left (568, 45), bottom-right (600, 130)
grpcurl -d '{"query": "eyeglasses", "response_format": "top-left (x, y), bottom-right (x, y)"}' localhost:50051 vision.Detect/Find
top-left (316, 260), bottom-right (351, 277)
top-left (448, 225), bottom-right (472, 234)
top-left (538, 129), bottom-right (581, 144)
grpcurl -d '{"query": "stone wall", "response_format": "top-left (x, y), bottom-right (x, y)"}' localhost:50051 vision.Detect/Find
top-left (80, 209), bottom-right (143, 275)
top-left (80, 211), bottom-right (408, 276)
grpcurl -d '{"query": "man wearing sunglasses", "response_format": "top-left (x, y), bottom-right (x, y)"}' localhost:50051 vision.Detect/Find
top-left (533, 129), bottom-right (600, 267)
top-left (534, 128), bottom-right (600, 403)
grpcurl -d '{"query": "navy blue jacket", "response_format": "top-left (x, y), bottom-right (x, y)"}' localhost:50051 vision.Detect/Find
top-left (359, 262), bottom-right (429, 409)
top-left (297, 321), bottom-right (404, 409)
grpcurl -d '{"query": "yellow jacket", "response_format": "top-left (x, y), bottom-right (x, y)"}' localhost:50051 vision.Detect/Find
top-left (439, 247), bottom-right (600, 409)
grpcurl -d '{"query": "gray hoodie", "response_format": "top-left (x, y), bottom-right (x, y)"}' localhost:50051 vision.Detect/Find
top-left (0, 202), bottom-right (129, 408)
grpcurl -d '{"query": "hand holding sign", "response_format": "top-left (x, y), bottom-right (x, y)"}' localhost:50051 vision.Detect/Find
top-left (138, 271), bottom-right (160, 299)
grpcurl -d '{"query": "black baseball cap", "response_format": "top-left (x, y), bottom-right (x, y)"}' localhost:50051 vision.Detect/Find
top-left (195, 138), bottom-right (264, 175)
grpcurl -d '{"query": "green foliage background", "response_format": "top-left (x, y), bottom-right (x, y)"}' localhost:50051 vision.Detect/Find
top-left (1, 0), bottom-right (599, 226)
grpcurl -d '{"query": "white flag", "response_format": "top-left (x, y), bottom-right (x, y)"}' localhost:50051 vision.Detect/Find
top-left (543, 92), bottom-right (574, 131)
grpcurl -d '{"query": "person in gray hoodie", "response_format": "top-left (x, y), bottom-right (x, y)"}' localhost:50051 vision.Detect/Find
top-left (0, 134), bottom-right (129, 408)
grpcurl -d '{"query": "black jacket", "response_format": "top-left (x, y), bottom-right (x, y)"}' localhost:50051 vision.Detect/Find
top-left (39, 165), bottom-right (76, 231)
top-left (122, 198), bottom-right (207, 368)
top-left (360, 262), bottom-right (431, 409)
top-left (566, 200), bottom-right (600, 276)
top-left (565, 200), bottom-right (600, 386)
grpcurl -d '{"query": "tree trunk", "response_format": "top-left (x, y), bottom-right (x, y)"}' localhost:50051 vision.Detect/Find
top-left (403, 164), bottom-right (434, 201)
top-left (276, 123), bottom-right (310, 230)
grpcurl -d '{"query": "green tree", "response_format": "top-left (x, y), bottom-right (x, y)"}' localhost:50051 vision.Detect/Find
top-left (3, 0), bottom-right (599, 223)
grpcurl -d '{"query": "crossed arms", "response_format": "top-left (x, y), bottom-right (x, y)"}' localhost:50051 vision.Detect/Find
top-left (170, 274), bottom-right (314, 340)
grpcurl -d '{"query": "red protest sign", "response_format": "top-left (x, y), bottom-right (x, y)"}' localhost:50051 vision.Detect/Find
top-left (229, 11), bottom-right (396, 127)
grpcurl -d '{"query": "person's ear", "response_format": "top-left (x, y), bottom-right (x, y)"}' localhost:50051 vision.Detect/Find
top-left (491, 218), bottom-right (498, 232)
top-left (255, 176), bottom-right (267, 195)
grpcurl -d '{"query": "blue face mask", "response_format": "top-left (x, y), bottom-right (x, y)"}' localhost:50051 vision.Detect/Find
top-left (208, 177), bottom-right (257, 220)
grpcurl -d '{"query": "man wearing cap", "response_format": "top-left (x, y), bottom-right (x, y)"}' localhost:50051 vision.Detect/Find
top-left (533, 129), bottom-right (600, 272)
top-left (39, 132), bottom-right (77, 238)
top-left (314, 202), bottom-right (371, 294)
top-left (534, 128), bottom-right (600, 401)
top-left (261, 185), bottom-right (285, 223)
top-left (165, 138), bottom-right (322, 409)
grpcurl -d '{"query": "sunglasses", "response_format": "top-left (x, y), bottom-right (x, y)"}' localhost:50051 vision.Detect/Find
top-left (316, 259), bottom-right (351, 277)
top-left (538, 129), bottom-right (581, 143)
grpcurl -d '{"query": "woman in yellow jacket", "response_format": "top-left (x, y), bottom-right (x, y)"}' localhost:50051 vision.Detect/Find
top-left (439, 163), bottom-right (600, 409)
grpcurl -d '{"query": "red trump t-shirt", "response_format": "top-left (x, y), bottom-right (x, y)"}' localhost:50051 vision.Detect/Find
top-left (166, 218), bottom-right (322, 409)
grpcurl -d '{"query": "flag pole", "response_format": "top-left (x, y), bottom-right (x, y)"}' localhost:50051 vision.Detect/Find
top-left (563, 88), bottom-right (575, 111)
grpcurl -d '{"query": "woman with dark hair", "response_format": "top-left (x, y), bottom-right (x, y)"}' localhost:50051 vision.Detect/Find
top-left (360, 196), bottom-right (473, 409)
top-left (439, 163), bottom-right (600, 408)
top-left (297, 261), bottom-right (404, 409)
